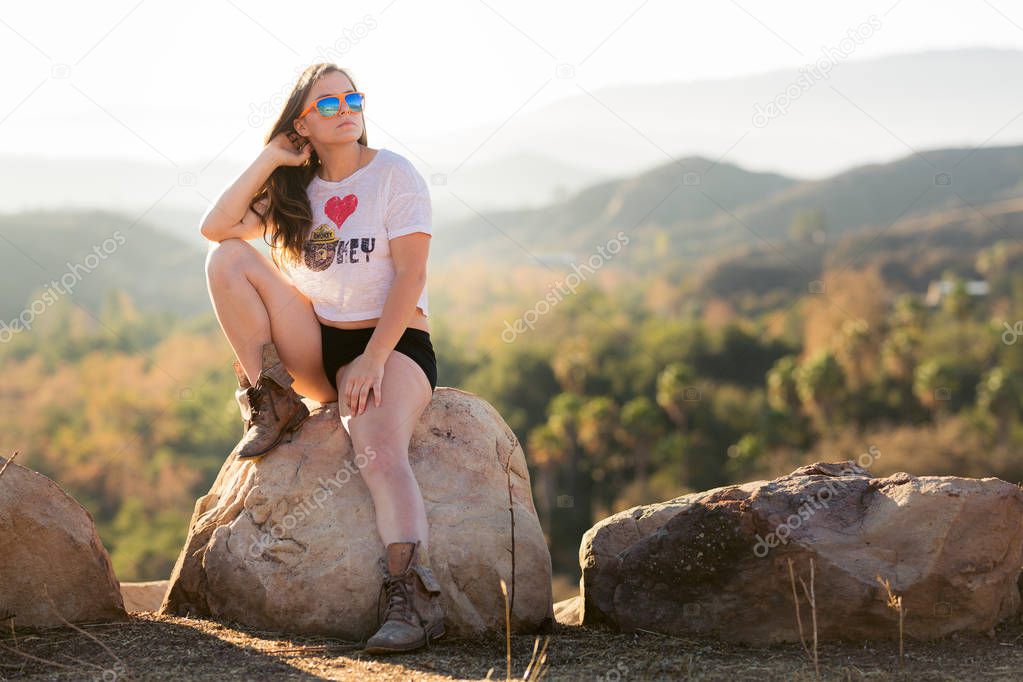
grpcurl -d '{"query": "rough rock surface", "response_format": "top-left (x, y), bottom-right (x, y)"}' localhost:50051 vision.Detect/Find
top-left (160, 388), bottom-right (554, 640)
top-left (120, 580), bottom-right (169, 613)
top-left (581, 461), bottom-right (1023, 644)
top-left (0, 455), bottom-right (128, 628)
top-left (553, 595), bottom-right (582, 626)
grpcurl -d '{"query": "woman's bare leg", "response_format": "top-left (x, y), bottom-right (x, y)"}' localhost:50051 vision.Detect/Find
top-left (338, 352), bottom-right (433, 549)
top-left (204, 238), bottom-right (337, 404)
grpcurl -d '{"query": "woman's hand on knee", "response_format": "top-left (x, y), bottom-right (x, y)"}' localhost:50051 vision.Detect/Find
top-left (343, 353), bottom-right (386, 415)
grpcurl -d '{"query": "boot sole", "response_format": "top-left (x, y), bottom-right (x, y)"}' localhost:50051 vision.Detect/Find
top-left (363, 623), bottom-right (445, 654)
top-left (235, 405), bottom-right (311, 461)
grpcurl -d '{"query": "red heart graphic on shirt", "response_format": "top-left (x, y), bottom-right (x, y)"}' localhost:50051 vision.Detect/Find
top-left (324, 194), bottom-right (358, 230)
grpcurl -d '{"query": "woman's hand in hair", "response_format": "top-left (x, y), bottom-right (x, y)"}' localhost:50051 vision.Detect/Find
top-left (264, 130), bottom-right (312, 168)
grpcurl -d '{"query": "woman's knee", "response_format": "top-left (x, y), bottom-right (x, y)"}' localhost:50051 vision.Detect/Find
top-left (205, 238), bottom-right (256, 280)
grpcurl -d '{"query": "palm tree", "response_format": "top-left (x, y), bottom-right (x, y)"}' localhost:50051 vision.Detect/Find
top-left (891, 293), bottom-right (927, 332)
top-left (977, 367), bottom-right (1022, 442)
top-left (976, 241), bottom-right (1008, 292)
top-left (880, 328), bottom-right (917, 382)
top-left (526, 424), bottom-right (567, 534)
top-left (766, 355), bottom-right (800, 414)
top-left (618, 396), bottom-right (665, 499)
top-left (940, 274), bottom-right (971, 322)
top-left (795, 350), bottom-right (847, 430)
top-left (913, 359), bottom-right (959, 420)
top-left (836, 318), bottom-right (873, 390)
top-left (656, 362), bottom-right (698, 432)
top-left (656, 362), bottom-right (700, 485)
top-left (551, 337), bottom-right (594, 394)
top-left (577, 396), bottom-right (621, 516)
top-left (544, 392), bottom-right (589, 566)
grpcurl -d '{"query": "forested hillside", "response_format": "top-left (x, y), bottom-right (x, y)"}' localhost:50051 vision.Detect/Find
top-left (3, 144), bottom-right (1023, 582)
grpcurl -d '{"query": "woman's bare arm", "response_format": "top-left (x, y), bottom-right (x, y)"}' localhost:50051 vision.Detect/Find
top-left (200, 132), bottom-right (311, 242)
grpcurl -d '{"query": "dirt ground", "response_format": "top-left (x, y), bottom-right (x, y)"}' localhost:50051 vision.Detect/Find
top-left (3, 610), bottom-right (1023, 681)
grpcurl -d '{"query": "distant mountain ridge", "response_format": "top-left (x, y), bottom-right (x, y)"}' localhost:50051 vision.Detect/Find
top-left (5, 48), bottom-right (1023, 234)
top-left (3, 139), bottom-right (1023, 322)
top-left (431, 142), bottom-right (1023, 272)
top-left (0, 210), bottom-right (206, 323)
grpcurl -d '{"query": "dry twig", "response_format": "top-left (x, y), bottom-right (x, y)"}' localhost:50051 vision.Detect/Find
top-left (505, 455), bottom-right (516, 617)
top-left (0, 451), bottom-right (20, 481)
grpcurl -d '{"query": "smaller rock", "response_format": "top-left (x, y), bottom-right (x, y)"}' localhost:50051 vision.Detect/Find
top-left (0, 455), bottom-right (128, 628)
top-left (554, 595), bottom-right (582, 625)
top-left (121, 581), bottom-right (169, 613)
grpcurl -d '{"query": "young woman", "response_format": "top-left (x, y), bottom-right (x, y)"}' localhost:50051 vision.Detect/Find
top-left (200, 63), bottom-right (443, 654)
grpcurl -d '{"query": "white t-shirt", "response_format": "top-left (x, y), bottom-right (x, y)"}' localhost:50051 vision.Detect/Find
top-left (279, 148), bottom-right (432, 322)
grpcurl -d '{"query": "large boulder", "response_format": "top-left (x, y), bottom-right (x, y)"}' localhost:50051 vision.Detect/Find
top-left (0, 455), bottom-right (128, 628)
top-left (160, 388), bottom-right (554, 639)
top-left (581, 461), bottom-right (1023, 644)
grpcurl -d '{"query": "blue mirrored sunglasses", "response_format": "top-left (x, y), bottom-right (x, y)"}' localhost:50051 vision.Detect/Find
top-left (299, 91), bottom-right (366, 119)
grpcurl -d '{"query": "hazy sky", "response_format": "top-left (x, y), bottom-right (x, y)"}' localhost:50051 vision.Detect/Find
top-left (4, 0), bottom-right (1023, 171)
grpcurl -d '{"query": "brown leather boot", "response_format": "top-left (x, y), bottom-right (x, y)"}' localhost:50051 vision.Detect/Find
top-left (233, 359), bottom-right (253, 430)
top-left (230, 341), bottom-right (310, 461)
top-left (363, 540), bottom-right (446, 654)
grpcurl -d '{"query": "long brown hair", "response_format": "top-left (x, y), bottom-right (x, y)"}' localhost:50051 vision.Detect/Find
top-left (252, 63), bottom-right (368, 270)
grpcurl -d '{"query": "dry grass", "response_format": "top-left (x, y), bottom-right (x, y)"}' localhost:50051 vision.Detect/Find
top-left (787, 557), bottom-right (819, 678)
top-left (3, 610), bottom-right (1023, 681)
top-left (876, 575), bottom-right (907, 668)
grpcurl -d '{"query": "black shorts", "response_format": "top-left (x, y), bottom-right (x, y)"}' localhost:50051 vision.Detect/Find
top-left (319, 322), bottom-right (437, 393)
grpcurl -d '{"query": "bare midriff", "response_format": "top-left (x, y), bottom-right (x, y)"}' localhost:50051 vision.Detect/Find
top-left (317, 307), bottom-right (430, 333)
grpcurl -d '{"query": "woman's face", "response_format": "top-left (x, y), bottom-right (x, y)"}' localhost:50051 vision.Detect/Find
top-left (294, 71), bottom-right (364, 144)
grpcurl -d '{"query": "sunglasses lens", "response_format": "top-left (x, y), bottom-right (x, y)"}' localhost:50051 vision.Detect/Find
top-left (344, 92), bottom-right (365, 112)
top-left (316, 96), bottom-right (341, 117)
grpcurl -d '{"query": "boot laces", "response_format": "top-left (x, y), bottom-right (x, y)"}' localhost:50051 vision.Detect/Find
top-left (246, 383), bottom-right (280, 424)
top-left (377, 573), bottom-right (417, 627)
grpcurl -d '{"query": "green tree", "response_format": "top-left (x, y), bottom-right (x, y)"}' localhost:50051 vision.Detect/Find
top-left (656, 362), bottom-right (698, 432)
top-left (880, 328), bottom-right (917, 382)
top-left (766, 355), bottom-right (801, 413)
top-left (551, 337), bottom-right (594, 394)
top-left (913, 359), bottom-right (959, 419)
top-left (543, 392), bottom-right (590, 572)
top-left (977, 367), bottom-right (1023, 442)
top-left (526, 423), bottom-right (565, 538)
top-left (940, 274), bottom-right (972, 321)
top-left (891, 293), bottom-right (927, 332)
top-left (617, 396), bottom-right (666, 499)
top-left (577, 396), bottom-right (621, 515)
top-left (836, 319), bottom-right (873, 390)
top-left (795, 350), bottom-right (847, 429)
